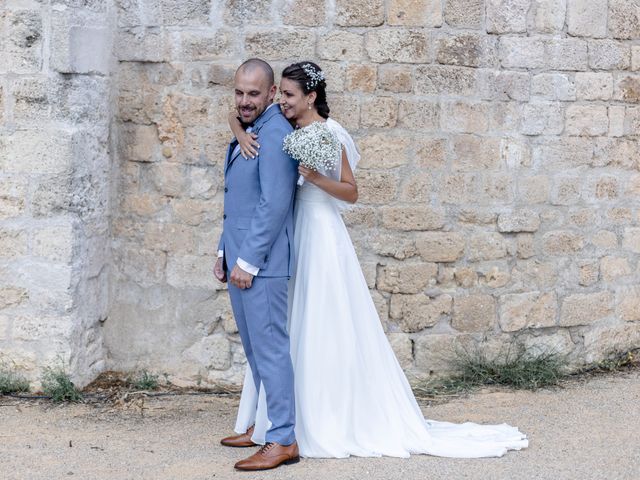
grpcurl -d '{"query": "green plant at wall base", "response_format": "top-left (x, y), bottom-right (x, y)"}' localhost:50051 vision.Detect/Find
top-left (0, 363), bottom-right (30, 394)
top-left (130, 370), bottom-right (159, 390)
top-left (41, 366), bottom-right (82, 402)
top-left (414, 342), bottom-right (567, 397)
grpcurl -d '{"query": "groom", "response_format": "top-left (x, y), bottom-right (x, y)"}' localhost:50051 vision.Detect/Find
top-left (214, 58), bottom-right (299, 471)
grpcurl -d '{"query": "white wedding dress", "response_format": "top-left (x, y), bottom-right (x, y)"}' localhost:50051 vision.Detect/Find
top-left (233, 118), bottom-right (528, 458)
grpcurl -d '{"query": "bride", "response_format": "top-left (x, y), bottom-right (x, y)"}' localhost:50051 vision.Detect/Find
top-left (224, 61), bottom-right (528, 459)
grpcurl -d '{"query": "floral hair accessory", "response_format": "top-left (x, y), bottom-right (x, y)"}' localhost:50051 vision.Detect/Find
top-left (302, 63), bottom-right (325, 90)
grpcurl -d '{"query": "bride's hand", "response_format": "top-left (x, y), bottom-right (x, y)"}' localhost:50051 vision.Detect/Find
top-left (298, 165), bottom-right (321, 184)
top-left (238, 131), bottom-right (260, 159)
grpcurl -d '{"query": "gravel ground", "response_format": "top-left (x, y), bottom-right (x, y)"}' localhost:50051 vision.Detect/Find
top-left (1, 370), bottom-right (639, 480)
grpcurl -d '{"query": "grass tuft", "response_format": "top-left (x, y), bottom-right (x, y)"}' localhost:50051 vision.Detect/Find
top-left (41, 365), bottom-right (82, 403)
top-left (0, 362), bottom-right (30, 394)
top-left (129, 370), bottom-right (159, 391)
top-left (414, 342), bottom-right (567, 397)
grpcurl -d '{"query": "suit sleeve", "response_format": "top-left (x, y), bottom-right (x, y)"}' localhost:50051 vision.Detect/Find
top-left (237, 123), bottom-right (297, 269)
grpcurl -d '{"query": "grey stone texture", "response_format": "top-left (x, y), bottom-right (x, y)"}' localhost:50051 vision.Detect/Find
top-left (1, 0), bottom-right (640, 389)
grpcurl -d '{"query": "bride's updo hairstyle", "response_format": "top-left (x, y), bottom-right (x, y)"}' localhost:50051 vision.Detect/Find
top-left (282, 61), bottom-right (330, 119)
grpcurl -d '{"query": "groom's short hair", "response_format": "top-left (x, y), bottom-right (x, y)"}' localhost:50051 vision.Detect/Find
top-left (237, 58), bottom-right (275, 86)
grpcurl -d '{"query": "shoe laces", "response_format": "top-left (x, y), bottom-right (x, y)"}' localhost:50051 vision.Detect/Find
top-left (258, 442), bottom-right (275, 456)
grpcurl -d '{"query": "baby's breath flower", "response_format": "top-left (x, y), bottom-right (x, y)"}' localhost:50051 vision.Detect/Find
top-left (283, 122), bottom-right (341, 177)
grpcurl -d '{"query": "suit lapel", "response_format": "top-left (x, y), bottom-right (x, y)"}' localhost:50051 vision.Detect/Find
top-left (224, 140), bottom-right (242, 175)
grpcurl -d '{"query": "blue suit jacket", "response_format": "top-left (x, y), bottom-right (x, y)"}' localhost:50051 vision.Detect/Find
top-left (217, 105), bottom-right (298, 277)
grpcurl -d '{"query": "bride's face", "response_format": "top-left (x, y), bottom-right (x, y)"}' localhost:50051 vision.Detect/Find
top-left (279, 77), bottom-right (314, 122)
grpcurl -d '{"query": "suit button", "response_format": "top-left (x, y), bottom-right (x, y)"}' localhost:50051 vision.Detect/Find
top-left (223, 214), bottom-right (227, 219)
top-left (224, 187), bottom-right (228, 192)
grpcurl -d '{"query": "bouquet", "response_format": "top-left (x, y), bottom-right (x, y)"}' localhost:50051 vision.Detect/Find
top-left (283, 121), bottom-right (342, 186)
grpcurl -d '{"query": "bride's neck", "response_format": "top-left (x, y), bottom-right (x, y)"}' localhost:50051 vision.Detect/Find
top-left (296, 110), bottom-right (325, 128)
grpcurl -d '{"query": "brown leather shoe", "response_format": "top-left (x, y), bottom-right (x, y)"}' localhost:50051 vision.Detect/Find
top-left (234, 441), bottom-right (300, 471)
top-left (220, 425), bottom-right (257, 448)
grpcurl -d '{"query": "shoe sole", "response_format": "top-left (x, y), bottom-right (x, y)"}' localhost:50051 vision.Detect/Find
top-left (220, 442), bottom-right (257, 448)
top-left (234, 456), bottom-right (300, 471)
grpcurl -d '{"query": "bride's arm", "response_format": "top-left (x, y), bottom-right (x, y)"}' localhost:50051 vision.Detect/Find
top-left (228, 112), bottom-right (260, 159)
top-left (298, 148), bottom-right (358, 204)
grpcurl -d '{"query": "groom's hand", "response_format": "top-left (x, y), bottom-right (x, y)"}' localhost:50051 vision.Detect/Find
top-left (230, 265), bottom-right (254, 289)
top-left (214, 257), bottom-right (227, 283)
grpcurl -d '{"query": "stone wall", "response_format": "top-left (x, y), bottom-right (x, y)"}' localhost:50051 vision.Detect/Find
top-left (0, 0), bottom-right (114, 387)
top-left (2, 0), bottom-right (640, 388)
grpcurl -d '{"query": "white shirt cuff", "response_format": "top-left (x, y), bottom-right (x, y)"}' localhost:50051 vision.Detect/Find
top-left (237, 257), bottom-right (259, 276)
top-left (217, 250), bottom-right (224, 258)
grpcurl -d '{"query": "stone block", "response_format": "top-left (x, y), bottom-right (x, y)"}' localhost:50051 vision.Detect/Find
top-left (566, 105), bottom-right (609, 136)
top-left (13, 315), bottom-right (73, 343)
top-left (498, 210), bottom-right (541, 233)
top-left (4, 10), bottom-right (43, 74)
top-left (444, 0), bottom-right (484, 28)
top-left (594, 175), bottom-right (620, 199)
top-left (633, 46), bottom-right (640, 72)
top-left (542, 231), bottom-right (584, 255)
top-left (283, 0), bottom-right (327, 26)
top-left (413, 65), bottom-right (477, 96)
top-left (119, 124), bottom-right (159, 162)
top-left (588, 40), bottom-right (631, 70)
top-left (591, 230), bottom-right (618, 250)
top-left (520, 103), bottom-right (564, 135)
top-left (357, 134), bottom-right (410, 169)
top-left (415, 232), bottom-right (465, 262)
top-left (609, 0), bottom-right (640, 39)
top-left (167, 254), bottom-right (217, 289)
top-left (578, 260), bottom-right (599, 286)
top-left (345, 65), bottom-right (377, 93)
top-left (367, 231), bottom-right (417, 260)
top-left (327, 94), bottom-right (360, 131)
top-left (143, 222), bottom-right (197, 254)
top-left (378, 65), bottom-right (412, 93)
top-left (567, 0), bottom-right (608, 38)
top-left (607, 106), bottom-right (625, 137)
top-left (387, 333), bottom-right (414, 369)
top-left (380, 206), bottom-right (444, 231)
top-left (518, 176), bottom-right (550, 204)
top-left (531, 0), bottom-right (567, 33)
top-left (441, 101), bottom-right (490, 134)
top-left (600, 256), bottom-right (631, 282)
top-left (0, 130), bottom-right (74, 175)
top-left (390, 294), bottom-right (452, 333)
top-left (397, 100), bottom-right (439, 131)
top-left (531, 73), bottom-right (576, 101)
top-left (415, 138), bottom-right (446, 169)
top-left (182, 334), bottom-right (231, 371)
top-left (355, 170), bottom-right (399, 204)
top-left (622, 227), bottom-right (640, 253)
top-left (0, 286), bottom-right (28, 310)
top-left (117, 27), bottom-right (169, 62)
top-left (452, 294), bottom-right (496, 332)
top-left (388, 0), bottom-right (443, 27)
top-left (614, 75), bottom-right (640, 104)
top-left (317, 31), bottom-right (364, 61)
top-left (114, 245), bottom-right (167, 286)
top-left (377, 261), bottom-right (438, 294)
top-left (617, 286), bottom-right (640, 322)
top-left (533, 137), bottom-right (594, 171)
top-left (438, 173), bottom-right (480, 205)
top-left (436, 34), bottom-right (497, 68)
top-left (467, 232), bottom-right (508, 261)
top-left (217, 1), bottom-right (272, 26)
top-left (245, 29), bottom-right (314, 60)
top-left (51, 22), bottom-right (111, 74)
top-left (545, 38), bottom-right (588, 71)
top-left (560, 291), bottom-right (613, 326)
top-left (486, 0), bottom-right (530, 33)
top-left (365, 30), bottom-right (431, 63)
top-left (336, 0), bottom-right (384, 26)
top-left (498, 292), bottom-right (557, 332)
top-left (360, 97), bottom-right (398, 128)
top-left (0, 177), bottom-right (27, 220)
top-left (479, 71), bottom-right (530, 101)
top-left (499, 37), bottom-right (546, 69)
top-left (583, 322), bottom-right (640, 364)
top-left (400, 172), bottom-right (433, 202)
top-left (452, 134), bottom-right (501, 171)
top-left (32, 225), bottom-right (74, 264)
top-left (575, 72), bottom-right (613, 101)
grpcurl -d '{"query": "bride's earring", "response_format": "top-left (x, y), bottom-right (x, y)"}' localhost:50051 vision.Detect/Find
top-left (308, 103), bottom-right (312, 110)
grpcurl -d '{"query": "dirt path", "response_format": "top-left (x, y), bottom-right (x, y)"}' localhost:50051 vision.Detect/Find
top-left (1, 370), bottom-right (639, 480)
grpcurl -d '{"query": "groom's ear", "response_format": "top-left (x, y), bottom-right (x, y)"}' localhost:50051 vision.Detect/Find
top-left (268, 83), bottom-right (277, 102)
